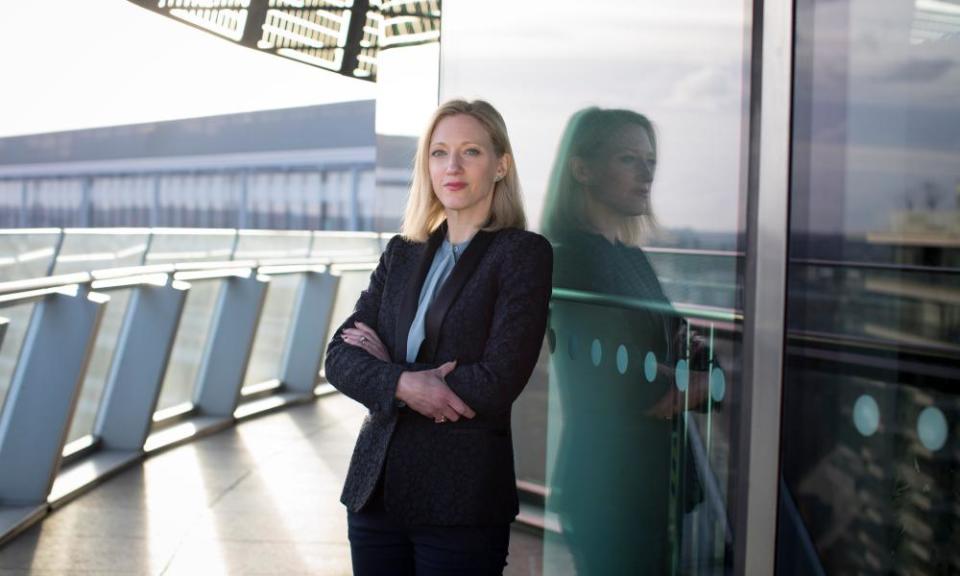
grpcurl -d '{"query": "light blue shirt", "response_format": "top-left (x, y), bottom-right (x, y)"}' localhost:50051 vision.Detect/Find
top-left (406, 237), bottom-right (472, 362)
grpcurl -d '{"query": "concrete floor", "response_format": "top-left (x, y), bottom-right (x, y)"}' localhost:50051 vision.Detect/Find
top-left (0, 394), bottom-right (545, 576)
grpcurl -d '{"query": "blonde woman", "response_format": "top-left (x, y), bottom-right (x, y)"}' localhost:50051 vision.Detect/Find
top-left (324, 99), bottom-right (552, 576)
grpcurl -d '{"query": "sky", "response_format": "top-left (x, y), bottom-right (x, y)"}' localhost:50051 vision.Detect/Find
top-left (0, 0), bottom-right (376, 138)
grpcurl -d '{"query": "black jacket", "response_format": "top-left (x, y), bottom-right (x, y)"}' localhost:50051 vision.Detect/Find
top-left (324, 223), bottom-right (553, 526)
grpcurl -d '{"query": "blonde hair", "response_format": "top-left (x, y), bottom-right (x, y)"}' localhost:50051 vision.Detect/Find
top-left (542, 107), bottom-right (658, 247)
top-left (401, 99), bottom-right (526, 242)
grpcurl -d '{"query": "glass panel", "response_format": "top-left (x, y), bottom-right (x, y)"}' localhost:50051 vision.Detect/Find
top-left (236, 231), bottom-right (312, 389)
top-left (779, 0), bottom-right (960, 573)
top-left (233, 230), bottom-right (311, 261)
top-left (52, 230), bottom-right (150, 275)
top-left (144, 229), bottom-right (236, 265)
top-left (0, 230), bottom-right (60, 282)
top-left (310, 231), bottom-right (382, 261)
top-left (324, 269), bottom-right (377, 368)
top-left (154, 279), bottom-right (221, 414)
top-left (243, 273), bottom-right (301, 389)
top-left (374, 41), bottom-right (440, 233)
top-left (0, 303), bottom-right (37, 418)
top-left (441, 0), bottom-right (751, 573)
top-left (67, 289), bottom-right (132, 444)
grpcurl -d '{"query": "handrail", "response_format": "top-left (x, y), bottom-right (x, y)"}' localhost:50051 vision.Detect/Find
top-left (551, 288), bottom-right (957, 362)
top-left (0, 256), bottom-right (378, 305)
top-left (551, 287), bottom-right (742, 323)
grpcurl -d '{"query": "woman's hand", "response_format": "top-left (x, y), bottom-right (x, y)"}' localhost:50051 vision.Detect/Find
top-left (341, 321), bottom-right (390, 362)
top-left (396, 361), bottom-right (477, 423)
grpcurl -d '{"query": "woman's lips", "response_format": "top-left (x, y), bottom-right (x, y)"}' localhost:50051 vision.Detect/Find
top-left (444, 182), bottom-right (467, 191)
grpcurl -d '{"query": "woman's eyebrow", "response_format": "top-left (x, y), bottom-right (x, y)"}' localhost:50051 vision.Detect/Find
top-left (431, 140), bottom-right (482, 147)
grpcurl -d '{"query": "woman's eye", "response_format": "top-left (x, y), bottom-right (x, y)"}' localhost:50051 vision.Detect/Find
top-left (430, 149), bottom-right (447, 157)
top-left (619, 155), bottom-right (637, 164)
top-left (464, 148), bottom-right (481, 156)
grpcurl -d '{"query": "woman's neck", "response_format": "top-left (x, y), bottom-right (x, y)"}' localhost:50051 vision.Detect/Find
top-left (444, 209), bottom-right (487, 244)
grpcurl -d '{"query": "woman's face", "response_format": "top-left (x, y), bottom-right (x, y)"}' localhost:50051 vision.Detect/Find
top-left (429, 114), bottom-right (507, 220)
top-left (578, 123), bottom-right (656, 217)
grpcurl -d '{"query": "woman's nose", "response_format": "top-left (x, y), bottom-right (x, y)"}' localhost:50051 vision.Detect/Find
top-left (445, 156), bottom-right (463, 173)
top-left (637, 160), bottom-right (655, 180)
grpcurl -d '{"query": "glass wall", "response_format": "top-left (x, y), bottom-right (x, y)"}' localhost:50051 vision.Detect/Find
top-left (778, 0), bottom-right (960, 573)
top-left (441, 0), bottom-right (751, 572)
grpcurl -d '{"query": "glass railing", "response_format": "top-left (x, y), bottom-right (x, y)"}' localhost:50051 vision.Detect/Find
top-left (0, 227), bottom-right (384, 546)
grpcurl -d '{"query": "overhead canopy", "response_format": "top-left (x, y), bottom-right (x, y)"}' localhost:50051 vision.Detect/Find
top-left (125, 0), bottom-right (441, 82)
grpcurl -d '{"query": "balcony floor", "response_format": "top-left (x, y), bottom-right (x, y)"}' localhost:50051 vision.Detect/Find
top-left (0, 394), bottom-right (544, 575)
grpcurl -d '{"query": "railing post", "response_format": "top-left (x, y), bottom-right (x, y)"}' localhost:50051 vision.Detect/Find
top-left (193, 273), bottom-right (269, 417)
top-left (0, 287), bottom-right (108, 504)
top-left (95, 279), bottom-right (190, 450)
top-left (280, 269), bottom-right (340, 394)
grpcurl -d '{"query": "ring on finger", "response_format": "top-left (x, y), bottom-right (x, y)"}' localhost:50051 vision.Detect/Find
top-left (435, 415), bottom-right (446, 424)
top-left (360, 335), bottom-right (368, 343)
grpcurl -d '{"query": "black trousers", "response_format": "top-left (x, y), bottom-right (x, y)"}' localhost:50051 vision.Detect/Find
top-left (347, 487), bottom-right (510, 576)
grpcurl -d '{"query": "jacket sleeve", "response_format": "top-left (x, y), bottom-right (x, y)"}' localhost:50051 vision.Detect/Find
top-left (323, 236), bottom-right (406, 414)
top-left (443, 234), bottom-right (554, 416)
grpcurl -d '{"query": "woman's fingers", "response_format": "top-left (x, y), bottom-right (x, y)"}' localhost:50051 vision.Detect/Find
top-left (341, 329), bottom-right (390, 361)
top-left (353, 322), bottom-right (383, 344)
top-left (440, 406), bottom-right (461, 422)
top-left (447, 394), bottom-right (476, 419)
top-left (435, 360), bottom-right (457, 378)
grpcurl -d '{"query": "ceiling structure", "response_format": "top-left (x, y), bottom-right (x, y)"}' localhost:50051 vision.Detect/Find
top-left (125, 0), bottom-right (441, 81)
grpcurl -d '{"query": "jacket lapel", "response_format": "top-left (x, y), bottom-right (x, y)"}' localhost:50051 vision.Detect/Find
top-left (420, 228), bottom-right (496, 363)
top-left (394, 222), bottom-right (446, 362)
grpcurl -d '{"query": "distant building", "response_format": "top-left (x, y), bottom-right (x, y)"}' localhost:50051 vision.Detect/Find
top-left (0, 100), bottom-right (416, 233)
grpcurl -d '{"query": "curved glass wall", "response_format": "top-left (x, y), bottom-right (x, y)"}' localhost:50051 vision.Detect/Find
top-left (778, 0), bottom-right (960, 573)
top-left (442, 0), bottom-right (751, 572)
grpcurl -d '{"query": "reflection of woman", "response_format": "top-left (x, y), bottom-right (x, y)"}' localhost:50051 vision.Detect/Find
top-left (542, 108), bottom-right (704, 574)
top-left (324, 99), bottom-right (553, 575)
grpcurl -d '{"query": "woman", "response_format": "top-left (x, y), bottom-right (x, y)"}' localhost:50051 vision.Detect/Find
top-left (542, 107), bottom-right (708, 574)
top-left (324, 99), bottom-right (553, 576)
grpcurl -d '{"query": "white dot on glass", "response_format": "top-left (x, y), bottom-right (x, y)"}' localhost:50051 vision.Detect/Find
top-left (917, 406), bottom-right (948, 452)
top-left (616, 345), bottom-right (629, 375)
top-left (853, 394), bottom-right (880, 437)
top-left (644, 351), bottom-right (657, 382)
top-left (710, 367), bottom-right (726, 402)
top-left (675, 360), bottom-right (689, 392)
top-left (591, 339), bottom-right (602, 367)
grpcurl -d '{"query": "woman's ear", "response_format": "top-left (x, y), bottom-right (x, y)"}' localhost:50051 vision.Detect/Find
top-left (570, 156), bottom-right (593, 185)
top-left (496, 153), bottom-right (511, 182)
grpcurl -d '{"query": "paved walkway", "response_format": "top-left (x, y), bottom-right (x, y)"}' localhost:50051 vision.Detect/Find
top-left (0, 394), bottom-right (543, 575)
